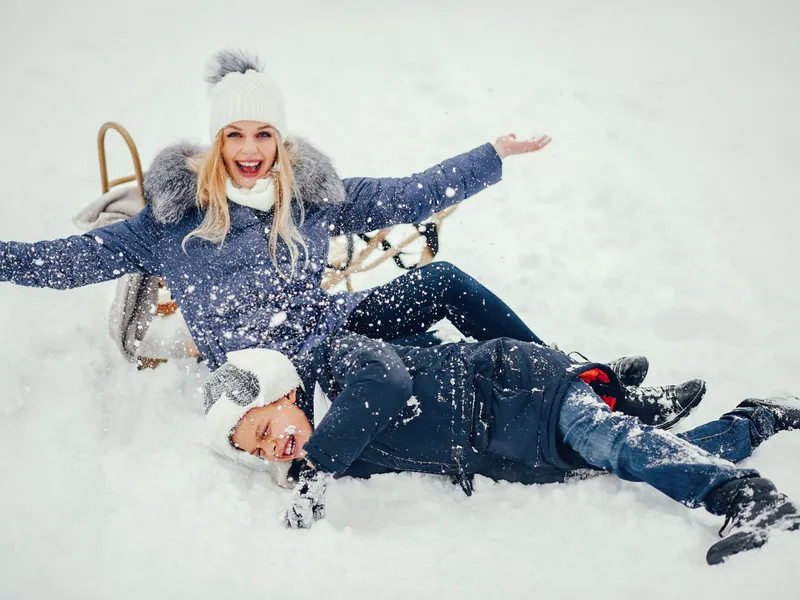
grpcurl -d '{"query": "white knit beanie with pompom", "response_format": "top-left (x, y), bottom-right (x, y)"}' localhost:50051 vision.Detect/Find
top-left (206, 49), bottom-right (287, 141)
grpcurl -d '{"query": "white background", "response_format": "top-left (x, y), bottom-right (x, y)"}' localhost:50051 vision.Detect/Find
top-left (0, 1), bottom-right (798, 598)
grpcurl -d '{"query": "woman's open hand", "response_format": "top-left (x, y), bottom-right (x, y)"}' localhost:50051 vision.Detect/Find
top-left (493, 134), bottom-right (552, 160)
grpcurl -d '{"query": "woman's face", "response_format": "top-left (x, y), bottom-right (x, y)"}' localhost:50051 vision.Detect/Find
top-left (230, 389), bottom-right (312, 462)
top-left (221, 120), bottom-right (279, 189)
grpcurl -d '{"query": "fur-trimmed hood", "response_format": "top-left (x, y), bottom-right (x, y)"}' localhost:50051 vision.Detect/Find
top-left (142, 137), bottom-right (346, 225)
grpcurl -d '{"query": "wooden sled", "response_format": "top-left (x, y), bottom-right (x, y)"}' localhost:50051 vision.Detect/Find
top-left (96, 122), bottom-right (456, 368)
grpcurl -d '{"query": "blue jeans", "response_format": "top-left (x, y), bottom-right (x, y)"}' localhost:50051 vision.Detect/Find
top-left (345, 261), bottom-right (544, 346)
top-left (676, 402), bottom-right (779, 462)
top-left (558, 382), bottom-right (762, 513)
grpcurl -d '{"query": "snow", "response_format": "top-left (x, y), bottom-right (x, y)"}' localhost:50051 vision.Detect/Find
top-left (1, 0), bottom-right (799, 598)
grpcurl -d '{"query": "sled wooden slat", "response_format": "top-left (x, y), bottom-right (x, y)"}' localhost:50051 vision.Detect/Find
top-left (108, 175), bottom-right (139, 189)
top-left (322, 230), bottom-right (391, 290)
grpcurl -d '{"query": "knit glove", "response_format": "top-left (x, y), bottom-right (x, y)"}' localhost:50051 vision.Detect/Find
top-left (282, 467), bottom-right (330, 529)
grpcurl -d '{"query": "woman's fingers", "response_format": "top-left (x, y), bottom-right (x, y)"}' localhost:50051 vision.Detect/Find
top-left (493, 133), bottom-right (552, 159)
top-left (513, 135), bottom-right (552, 154)
top-left (526, 135), bottom-right (552, 152)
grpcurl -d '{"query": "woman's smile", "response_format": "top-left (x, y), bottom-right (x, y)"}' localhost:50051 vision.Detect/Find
top-left (221, 121), bottom-right (279, 188)
top-left (235, 160), bottom-right (264, 178)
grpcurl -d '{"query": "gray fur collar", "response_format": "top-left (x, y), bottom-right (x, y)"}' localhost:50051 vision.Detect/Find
top-left (142, 137), bottom-right (346, 225)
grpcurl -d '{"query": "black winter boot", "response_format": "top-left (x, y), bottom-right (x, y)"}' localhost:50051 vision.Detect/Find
top-left (705, 477), bottom-right (800, 565)
top-left (565, 350), bottom-right (649, 387)
top-left (619, 379), bottom-right (706, 429)
top-left (608, 355), bottom-right (649, 387)
top-left (735, 396), bottom-right (800, 432)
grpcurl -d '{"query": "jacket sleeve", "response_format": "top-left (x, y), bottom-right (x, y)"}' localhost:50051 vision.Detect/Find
top-left (302, 333), bottom-right (413, 475)
top-left (328, 143), bottom-right (503, 235)
top-left (0, 208), bottom-right (161, 290)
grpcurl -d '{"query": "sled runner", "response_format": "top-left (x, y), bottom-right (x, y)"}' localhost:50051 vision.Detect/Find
top-left (83, 122), bottom-right (456, 368)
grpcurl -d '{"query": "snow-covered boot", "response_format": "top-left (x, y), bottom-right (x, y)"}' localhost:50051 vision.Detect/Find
top-left (565, 350), bottom-right (649, 387)
top-left (735, 396), bottom-right (800, 432)
top-left (705, 477), bottom-right (800, 565)
top-left (608, 355), bottom-right (649, 387)
top-left (618, 379), bottom-right (706, 429)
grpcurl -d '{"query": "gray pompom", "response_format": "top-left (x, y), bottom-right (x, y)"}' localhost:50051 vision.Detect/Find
top-left (206, 49), bottom-right (263, 86)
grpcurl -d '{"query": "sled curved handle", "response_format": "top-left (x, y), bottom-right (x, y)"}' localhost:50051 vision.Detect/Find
top-left (98, 121), bottom-right (145, 204)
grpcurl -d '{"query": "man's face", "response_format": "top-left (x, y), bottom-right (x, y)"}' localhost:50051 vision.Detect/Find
top-left (230, 389), bottom-right (312, 462)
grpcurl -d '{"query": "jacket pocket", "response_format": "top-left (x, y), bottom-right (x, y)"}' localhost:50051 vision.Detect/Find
top-left (482, 380), bottom-right (546, 467)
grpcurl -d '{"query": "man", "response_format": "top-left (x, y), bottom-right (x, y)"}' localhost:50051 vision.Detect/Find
top-left (202, 332), bottom-right (800, 565)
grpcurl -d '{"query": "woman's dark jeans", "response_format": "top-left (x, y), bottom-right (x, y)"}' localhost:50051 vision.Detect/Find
top-left (344, 261), bottom-right (543, 346)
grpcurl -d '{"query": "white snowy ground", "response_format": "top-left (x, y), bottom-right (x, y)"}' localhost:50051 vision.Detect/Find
top-left (0, 1), bottom-right (799, 598)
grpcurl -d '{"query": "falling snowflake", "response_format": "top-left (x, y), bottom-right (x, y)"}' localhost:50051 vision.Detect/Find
top-left (269, 311), bottom-right (288, 328)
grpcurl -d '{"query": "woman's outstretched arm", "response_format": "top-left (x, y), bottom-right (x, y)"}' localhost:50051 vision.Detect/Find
top-left (330, 134), bottom-right (551, 235)
top-left (0, 208), bottom-right (161, 290)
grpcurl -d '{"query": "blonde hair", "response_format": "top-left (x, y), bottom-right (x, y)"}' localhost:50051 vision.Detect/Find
top-left (183, 133), bottom-right (307, 275)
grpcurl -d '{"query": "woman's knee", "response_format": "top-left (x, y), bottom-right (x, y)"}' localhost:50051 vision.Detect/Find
top-left (417, 260), bottom-right (459, 278)
top-left (416, 261), bottom-right (473, 293)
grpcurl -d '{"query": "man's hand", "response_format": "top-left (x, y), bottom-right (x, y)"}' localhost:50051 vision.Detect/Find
top-left (282, 468), bottom-right (330, 529)
top-left (493, 133), bottom-right (552, 160)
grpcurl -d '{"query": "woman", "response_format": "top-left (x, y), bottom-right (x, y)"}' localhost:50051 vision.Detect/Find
top-left (0, 50), bottom-right (699, 425)
top-left (1, 50), bottom-right (532, 364)
top-left (206, 333), bottom-right (800, 565)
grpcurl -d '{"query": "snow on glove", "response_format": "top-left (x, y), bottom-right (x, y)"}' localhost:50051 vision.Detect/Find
top-left (282, 467), bottom-right (330, 529)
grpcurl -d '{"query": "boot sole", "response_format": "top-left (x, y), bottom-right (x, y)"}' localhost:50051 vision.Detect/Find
top-left (706, 519), bottom-right (800, 565)
top-left (656, 381), bottom-right (707, 430)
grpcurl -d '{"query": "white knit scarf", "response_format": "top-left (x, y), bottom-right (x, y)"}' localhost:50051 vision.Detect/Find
top-left (226, 177), bottom-right (278, 212)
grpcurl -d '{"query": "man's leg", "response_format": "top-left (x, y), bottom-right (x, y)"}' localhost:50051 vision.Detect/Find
top-left (676, 403), bottom-right (779, 463)
top-left (677, 396), bottom-right (800, 463)
top-left (558, 382), bottom-right (800, 563)
top-left (558, 381), bottom-right (757, 508)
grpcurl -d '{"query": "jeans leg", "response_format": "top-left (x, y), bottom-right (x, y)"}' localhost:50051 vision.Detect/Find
top-left (677, 404), bottom-right (778, 463)
top-left (558, 382), bottom-right (759, 509)
top-left (345, 261), bottom-right (544, 344)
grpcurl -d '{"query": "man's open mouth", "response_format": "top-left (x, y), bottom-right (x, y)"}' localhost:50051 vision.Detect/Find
top-left (235, 161), bottom-right (263, 178)
top-left (282, 435), bottom-right (296, 458)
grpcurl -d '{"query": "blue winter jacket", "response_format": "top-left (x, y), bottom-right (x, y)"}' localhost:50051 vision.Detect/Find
top-left (299, 332), bottom-right (623, 490)
top-left (0, 139), bottom-right (503, 370)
